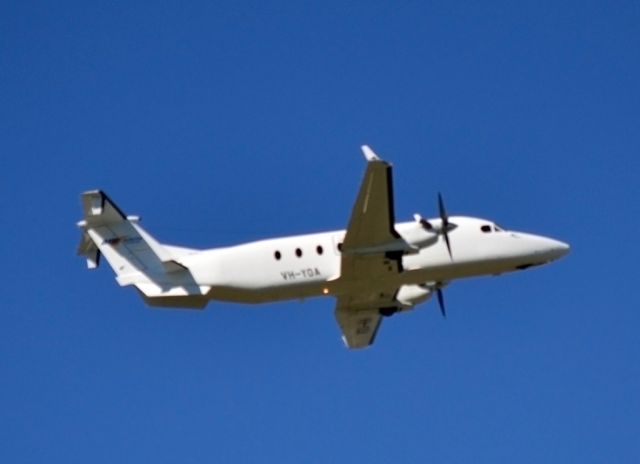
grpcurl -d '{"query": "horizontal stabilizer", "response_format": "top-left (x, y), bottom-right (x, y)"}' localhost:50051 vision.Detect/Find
top-left (81, 190), bottom-right (127, 224)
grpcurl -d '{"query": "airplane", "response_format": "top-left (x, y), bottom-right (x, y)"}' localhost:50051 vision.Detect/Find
top-left (77, 145), bottom-right (569, 349)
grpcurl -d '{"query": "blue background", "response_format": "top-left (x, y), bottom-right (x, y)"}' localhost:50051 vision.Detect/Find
top-left (2, 1), bottom-right (639, 462)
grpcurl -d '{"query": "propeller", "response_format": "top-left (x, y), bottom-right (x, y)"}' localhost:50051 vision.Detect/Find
top-left (438, 192), bottom-right (453, 259)
top-left (436, 287), bottom-right (446, 319)
top-left (416, 193), bottom-right (454, 319)
top-left (416, 193), bottom-right (455, 258)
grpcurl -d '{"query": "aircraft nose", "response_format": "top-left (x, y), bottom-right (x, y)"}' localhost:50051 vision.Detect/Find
top-left (542, 237), bottom-right (570, 260)
top-left (513, 233), bottom-right (570, 263)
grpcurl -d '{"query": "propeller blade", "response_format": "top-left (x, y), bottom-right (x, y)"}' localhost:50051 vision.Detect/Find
top-left (438, 192), bottom-right (453, 259)
top-left (437, 288), bottom-right (446, 318)
top-left (438, 192), bottom-right (448, 224)
top-left (442, 229), bottom-right (452, 259)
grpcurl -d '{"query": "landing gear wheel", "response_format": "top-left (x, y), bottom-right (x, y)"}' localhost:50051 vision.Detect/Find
top-left (379, 307), bottom-right (397, 317)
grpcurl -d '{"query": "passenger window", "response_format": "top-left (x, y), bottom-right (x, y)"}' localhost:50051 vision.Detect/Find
top-left (316, 245), bottom-right (323, 255)
top-left (274, 251), bottom-right (281, 260)
top-left (481, 225), bottom-right (492, 233)
top-left (295, 248), bottom-right (302, 258)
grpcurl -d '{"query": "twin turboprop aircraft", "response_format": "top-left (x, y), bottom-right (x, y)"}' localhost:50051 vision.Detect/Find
top-left (77, 146), bottom-right (569, 349)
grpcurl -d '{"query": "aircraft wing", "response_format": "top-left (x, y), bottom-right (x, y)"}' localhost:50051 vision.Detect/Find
top-left (335, 301), bottom-right (383, 349)
top-left (342, 145), bottom-right (402, 252)
top-left (334, 289), bottom-right (401, 349)
top-left (339, 146), bottom-right (413, 282)
top-left (335, 148), bottom-right (413, 348)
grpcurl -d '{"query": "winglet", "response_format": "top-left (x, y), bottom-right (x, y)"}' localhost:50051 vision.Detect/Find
top-left (361, 145), bottom-right (381, 162)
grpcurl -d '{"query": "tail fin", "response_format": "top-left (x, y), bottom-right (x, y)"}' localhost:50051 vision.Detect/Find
top-left (77, 191), bottom-right (210, 308)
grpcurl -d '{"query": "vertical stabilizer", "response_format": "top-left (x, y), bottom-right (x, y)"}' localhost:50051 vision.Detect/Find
top-left (77, 191), bottom-right (210, 308)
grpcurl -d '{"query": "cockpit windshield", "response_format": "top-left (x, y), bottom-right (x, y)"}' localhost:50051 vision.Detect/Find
top-left (481, 223), bottom-right (506, 233)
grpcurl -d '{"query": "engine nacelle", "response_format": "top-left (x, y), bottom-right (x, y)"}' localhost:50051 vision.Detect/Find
top-left (400, 223), bottom-right (438, 249)
top-left (396, 284), bottom-right (433, 309)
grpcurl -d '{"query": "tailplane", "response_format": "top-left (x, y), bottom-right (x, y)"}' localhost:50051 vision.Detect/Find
top-left (77, 190), bottom-right (210, 308)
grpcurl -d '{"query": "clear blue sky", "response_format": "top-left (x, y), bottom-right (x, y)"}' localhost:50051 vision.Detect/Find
top-left (2, 1), bottom-right (639, 462)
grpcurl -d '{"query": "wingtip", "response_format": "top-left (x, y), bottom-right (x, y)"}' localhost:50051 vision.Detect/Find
top-left (361, 145), bottom-right (381, 162)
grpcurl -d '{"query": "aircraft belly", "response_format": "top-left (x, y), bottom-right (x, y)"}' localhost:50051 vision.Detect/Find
top-left (183, 253), bottom-right (335, 304)
top-left (403, 256), bottom-right (538, 283)
top-left (208, 281), bottom-right (325, 304)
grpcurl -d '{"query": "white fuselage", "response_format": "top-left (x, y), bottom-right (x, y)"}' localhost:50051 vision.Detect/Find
top-left (178, 216), bottom-right (569, 304)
